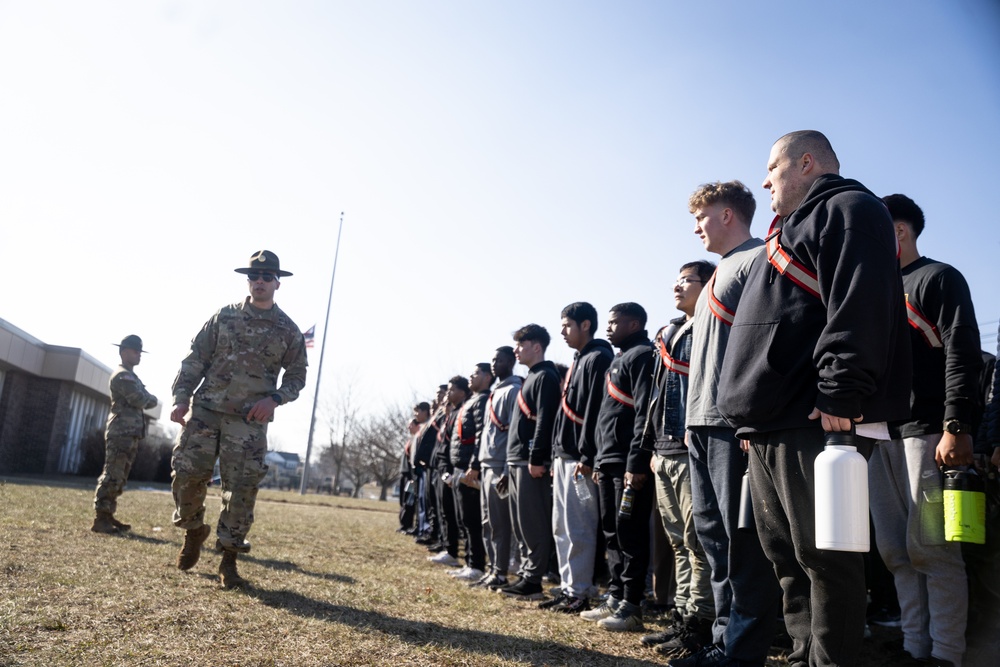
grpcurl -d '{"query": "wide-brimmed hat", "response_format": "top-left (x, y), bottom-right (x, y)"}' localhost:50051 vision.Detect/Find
top-left (114, 335), bottom-right (146, 353)
top-left (234, 250), bottom-right (293, 277)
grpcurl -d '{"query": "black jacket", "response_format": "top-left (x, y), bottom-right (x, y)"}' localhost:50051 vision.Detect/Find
top-left (595, 330), bottom-right (655, 473)
top-left (553, 338), bottom-right (614, 466)
top-left (717, 174), bottom-right (911, 434)
top-left (413, 419), bottom-right (439, 469)
top-left (984, 320), bottom-right (1000, 450)
top-left (451, 391), bottom-right (488, 470)
top-left (431, 407), bottom-right (456, 470)
top-left (507, 360), bottom-right (561, 466)
top-left (890, 257), bottom-right (983, 438)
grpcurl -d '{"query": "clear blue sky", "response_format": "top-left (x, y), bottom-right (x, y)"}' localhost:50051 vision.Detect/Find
top-left (2, 1), bottom-right (998, 457)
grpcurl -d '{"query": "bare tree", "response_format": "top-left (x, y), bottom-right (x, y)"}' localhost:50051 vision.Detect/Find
top-left (314, 381), bottom-right (361, 495)
top-left (356, 405), bottom-right (409, 500)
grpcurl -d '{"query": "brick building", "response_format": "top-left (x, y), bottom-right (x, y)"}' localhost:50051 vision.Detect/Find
top-left (0, 317), bottom-right (114, 474)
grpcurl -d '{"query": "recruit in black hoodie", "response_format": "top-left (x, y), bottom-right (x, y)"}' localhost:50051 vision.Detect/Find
top-left (507, 360), bottom-right (561, 466)
top-left (717, 174), bottom-right (911, 434)
top-left (595, 330), bottom-right (655, 473)
top-left (553, 338), bottom-right (614, 467)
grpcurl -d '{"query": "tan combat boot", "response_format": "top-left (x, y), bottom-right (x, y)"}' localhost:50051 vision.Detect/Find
top-left (176, 524), bottom-right (211, 570)
top-left (110, 517), bottom-right (131, 532)
top-left (91, 511), bottom-right (119, 534)
top-left (219, 550), bottom-right (248, 589)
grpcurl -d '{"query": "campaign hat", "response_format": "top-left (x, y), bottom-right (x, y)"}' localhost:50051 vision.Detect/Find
top-left (114, 335), bottom-right (146, 353)
top-left (234, 250), bottom-right (293, 277)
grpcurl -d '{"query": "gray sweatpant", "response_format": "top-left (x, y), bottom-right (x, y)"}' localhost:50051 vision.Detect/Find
top-left (870, 434), bottom-right (968, 666)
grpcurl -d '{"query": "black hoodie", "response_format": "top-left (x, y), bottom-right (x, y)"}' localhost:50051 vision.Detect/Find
top-left (595, 330), bottom-right (655, 472)
top-left (553, 338), bottom-right (614, 466)
top-left (507, 360), bottom-right (561, 466)
top-left (717, 174), bottom-right (911, 434)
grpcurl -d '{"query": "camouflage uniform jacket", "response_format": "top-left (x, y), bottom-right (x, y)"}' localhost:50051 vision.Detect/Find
top-left (106, 366), bottom-right (158, 439)
top-left (171, 298), bottom-right (308, 416)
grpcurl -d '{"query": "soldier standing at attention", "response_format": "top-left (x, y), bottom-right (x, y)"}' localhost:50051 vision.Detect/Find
top-left (92, 335), bottom-right (158, 534)
top-left (170, 250), bottom-right (308, 589)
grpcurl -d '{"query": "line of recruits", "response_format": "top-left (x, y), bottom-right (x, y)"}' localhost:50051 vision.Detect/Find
top-left (396, 130), bottom-right (999, 667)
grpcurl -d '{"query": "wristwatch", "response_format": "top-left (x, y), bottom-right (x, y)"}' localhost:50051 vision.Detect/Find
top-left (271, 393), bottom-right (283, 405)
top-left (943, 419), bottom-right (970, 435)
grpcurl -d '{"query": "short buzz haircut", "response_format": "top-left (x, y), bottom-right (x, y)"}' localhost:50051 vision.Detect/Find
top-left (512, 324), bottom-right (551, 351)
top-left (448, 375), bottom-right (470, 393)
top-left (560, 302), bottom-right (598, 334)
top-left (776, 130), bottom-right (840, 172)
top-left (494, 345), bottom-right (515, 364)
top-left (688, 180), bottom-right (756, 227)
top-left (680, 260), bottom-right (716, 283)
top-left (475, 362), bottom-right (493, 377)
top-left (610, 302), bottom-right (647, 328)
top-left (882, 194), bottom-right (925, 238)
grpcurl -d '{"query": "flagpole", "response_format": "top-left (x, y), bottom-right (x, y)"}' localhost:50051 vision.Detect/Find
top-left (300, 212), bottom-right (344, 495)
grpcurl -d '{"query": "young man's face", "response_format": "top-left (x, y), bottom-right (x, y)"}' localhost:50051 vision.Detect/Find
top-left (247, 272), bottom-right (280, 305)
top-left (447, 384), bottom-right (464, 407)
top-left (692, 202), bottom-right (730, 255)
top-left (560, 317), bottom-right (589, 352)
top-left (763, 140), bottom-right (809, 217)
top-left (413, 408), bottom-right (429, 424)
top-left (491, 352), bottom-right (514, 379)
top-left (469, 367), bottom-right (492, 393)
top-left (606, 311), bottom-right (638, 347)
top-left (673, 268), bottom-right (706, 317)
top-left (514, 339), bottom-right (541, 368)
top-left (120, 348), bottom-right (142, 367)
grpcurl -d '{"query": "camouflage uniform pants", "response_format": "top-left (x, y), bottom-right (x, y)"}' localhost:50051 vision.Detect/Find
top-left (94, 436), bottom-right (140, 514)
top-left (170, 405), bottom-right (268, 552)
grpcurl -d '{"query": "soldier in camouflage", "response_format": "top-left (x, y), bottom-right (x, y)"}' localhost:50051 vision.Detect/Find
top-left (92, 334), bottom-right (158, 534)
top-left (170, 250), bottom-right (308, 589)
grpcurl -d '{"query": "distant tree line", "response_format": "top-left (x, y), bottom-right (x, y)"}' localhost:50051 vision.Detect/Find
top-left (310, 388), bottom-right (407, 500)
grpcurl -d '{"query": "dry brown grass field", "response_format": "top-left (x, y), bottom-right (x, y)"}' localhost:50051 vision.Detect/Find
top-left (0, 475), bottom-right (902, 666)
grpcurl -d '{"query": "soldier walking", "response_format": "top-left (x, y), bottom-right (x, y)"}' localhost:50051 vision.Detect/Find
top-left (169, 250), bottom-right (308, 588)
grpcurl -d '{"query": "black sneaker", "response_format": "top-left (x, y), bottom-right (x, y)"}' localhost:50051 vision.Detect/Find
top-left (552, 596), bottom-right (590, 614)
top-left (484, 574), bottom-right (508, 591)
top-left (414, 535), bottom-right (436, 546)
top-left (667, 644), bottom-right (723, 667)
top-left (500, 578), bottom-right (544, 600)
top-left (641, 609), bottom-right (684, 646)
top-left (654, 616), bottom-right (712, 658)
top-left (538, 592), bottom-right (568, 610)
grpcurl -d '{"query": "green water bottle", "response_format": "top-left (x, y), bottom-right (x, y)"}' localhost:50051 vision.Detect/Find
top-left (942, 466), bottom-right (986, 544)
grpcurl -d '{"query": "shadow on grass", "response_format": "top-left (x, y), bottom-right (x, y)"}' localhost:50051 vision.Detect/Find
top-left (120, 532), bottom-right (173, 546)
top-left (250, 587), bottom-right (662, 666)
top-left (243, 555), bottom-right (356, 583)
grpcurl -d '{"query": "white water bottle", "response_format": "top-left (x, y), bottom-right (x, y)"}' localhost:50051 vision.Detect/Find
top-left (574, 473), bottom-right (593, 501)
top-left (814, 431), bottom-right (869, 552)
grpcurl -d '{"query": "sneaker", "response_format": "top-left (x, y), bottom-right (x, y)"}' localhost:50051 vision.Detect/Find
top-left (867, 606), bottom-right (902, 628)
top-left (484, 574), bottom-right (508, 591)
top-left (499, 578), bottom-right (544, 600)
top-left (468, 572), bottom-right (493, 588)
top-left (598, 601), bottom-right (643, 631)
top-left (425, 542), bottom-right (445, 552)
top-left (667, 644), bottom-right (730, 667)
top-left (654, 616), bottom-right (713, 658)
top-left (641, 609), bottom-right (685, 646)
top-left (538, 592), bottom-right (568, 610)
top-left (552, 596), bottom-right (590, 614)
top-left (451, 567), bottom-right (484, 582)
top-left (445, 566), bottom-right (468, 577)
top-left (414, 535), bottom-right (436, 546)
top-left (427, 551), bottom-right (460, 567)
top-left (580, 596), bottom-right (621, 622)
